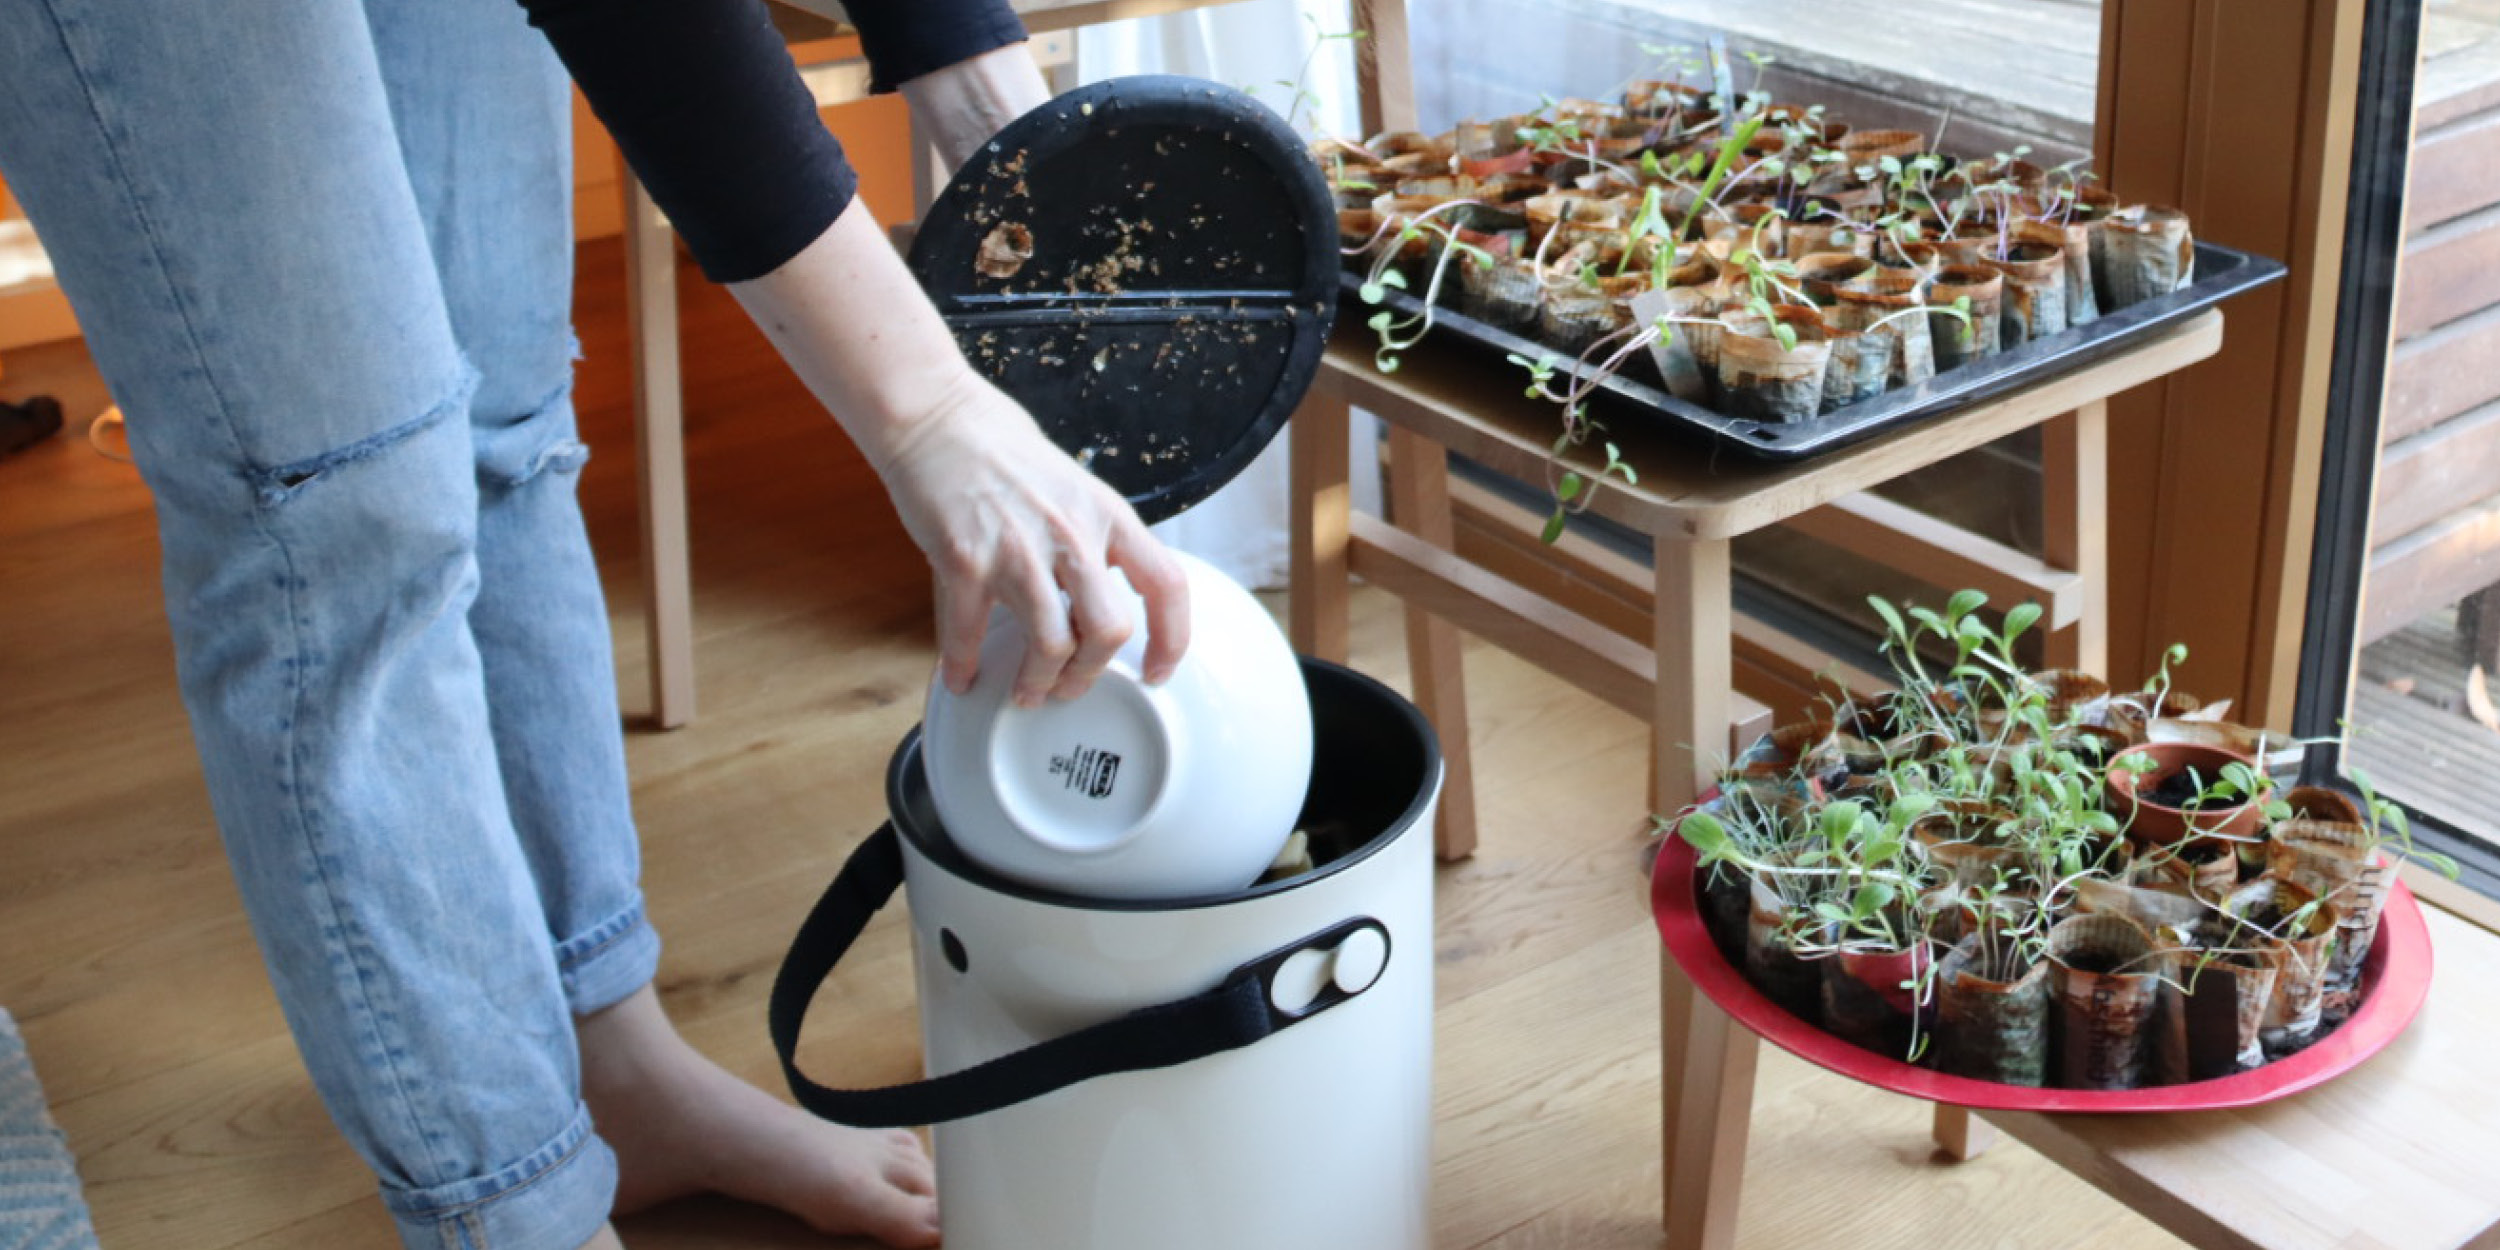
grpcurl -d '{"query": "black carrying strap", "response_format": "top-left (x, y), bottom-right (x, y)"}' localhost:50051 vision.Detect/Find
top-left (770, 824), bottom-right (1382, 1128)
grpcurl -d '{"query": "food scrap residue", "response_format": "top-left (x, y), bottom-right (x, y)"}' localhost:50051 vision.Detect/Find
top-left (976, 222), bottom-right (1034, 279)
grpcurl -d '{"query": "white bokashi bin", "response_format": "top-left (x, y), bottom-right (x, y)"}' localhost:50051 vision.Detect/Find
top-left (772, 660), bottom-right (1441, 1250)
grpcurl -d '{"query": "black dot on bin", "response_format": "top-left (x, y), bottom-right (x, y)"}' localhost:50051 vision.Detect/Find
top-left (940, 929), bottom-right (969, 974)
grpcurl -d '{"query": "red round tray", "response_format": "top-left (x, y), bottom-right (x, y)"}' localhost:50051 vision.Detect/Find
top-left (1651, 827), bottom-right (2434, 1112)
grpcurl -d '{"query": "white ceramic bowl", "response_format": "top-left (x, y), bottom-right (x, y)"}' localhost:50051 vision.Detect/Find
top-left (919, 550), bottom-right (1314, 900)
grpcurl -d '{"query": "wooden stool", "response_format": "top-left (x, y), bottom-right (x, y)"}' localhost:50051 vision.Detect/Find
top-left (1971, 902), bottom-right (2500, 1249)
top-left (1286, 310), bottom-right (2223, 1247)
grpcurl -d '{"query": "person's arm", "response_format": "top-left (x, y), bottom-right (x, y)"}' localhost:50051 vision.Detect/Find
top-left (727, 201), bottom-right (1188, 704)
top-left (896, 43), bottom-right (1052, 169)
top-left (522, 0), bottom-right (1187, 703)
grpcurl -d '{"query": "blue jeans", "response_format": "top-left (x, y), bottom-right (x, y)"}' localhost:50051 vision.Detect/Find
top-left (0, 2), bottom-right (659, 1246)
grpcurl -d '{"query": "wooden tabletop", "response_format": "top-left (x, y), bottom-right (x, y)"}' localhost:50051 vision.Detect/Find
top-left (1322, 309), bottom-right (2223, 543)
top-left (1982, 904), bottom-right (2500, 1250)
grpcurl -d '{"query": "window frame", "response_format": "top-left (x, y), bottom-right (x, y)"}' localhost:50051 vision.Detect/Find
top-left (2295, 0), bottom-right (2500, 900)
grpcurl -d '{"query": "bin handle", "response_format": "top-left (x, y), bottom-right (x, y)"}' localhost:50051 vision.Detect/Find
top-left (770, 823), bottom-right (1388, 1128)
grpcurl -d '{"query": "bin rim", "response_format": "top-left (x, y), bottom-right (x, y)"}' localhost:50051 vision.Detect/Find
top-left (885, 657), bottom-right (1440, 913)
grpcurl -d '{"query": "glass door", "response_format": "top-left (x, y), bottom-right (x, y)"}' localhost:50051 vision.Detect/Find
top-left (2302, 0), bottom-right (2500, 894)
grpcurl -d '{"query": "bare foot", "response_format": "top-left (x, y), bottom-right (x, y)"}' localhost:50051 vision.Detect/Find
top-left (576, 1225), bottom-right (624, 1250)
top-left (578, 986), bottom-right (940, 1248)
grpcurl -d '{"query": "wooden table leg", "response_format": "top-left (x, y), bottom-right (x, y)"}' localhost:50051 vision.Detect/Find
top-left (1932, 1105), bottom-right (1999, 1162)
top-left (1660, 958), bottom-right (1761, 1250)
top-left (621, 169), bottom-right (696, 729)
top-left (1385, 425), bottom-right (1480, 861)
top-left (1653, 532), bottom-right (1756, 1250)
top-left (2041, 400), bottom-right (2108, 675)
top-left (1289, 376), bottom-right (1353, 664)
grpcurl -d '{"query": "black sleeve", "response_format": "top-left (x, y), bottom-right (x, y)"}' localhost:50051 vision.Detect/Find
top-left (842, 0), bottom-right (1029, 93)
top-left (521, 0), bottom-right (1028, 284)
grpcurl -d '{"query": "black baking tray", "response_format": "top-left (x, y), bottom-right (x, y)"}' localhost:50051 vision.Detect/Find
top-left (1339, 239), bottom-right (2285, 462)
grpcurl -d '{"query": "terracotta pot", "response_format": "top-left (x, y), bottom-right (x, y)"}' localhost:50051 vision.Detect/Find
top-left (2105, 741), bottom-right (2270, 853)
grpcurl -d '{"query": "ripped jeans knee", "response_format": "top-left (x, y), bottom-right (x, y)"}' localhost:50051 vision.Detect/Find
top-left (245, 368), bottom-right (481, 511)
top-left (472, 379), bottom-right (587, 493)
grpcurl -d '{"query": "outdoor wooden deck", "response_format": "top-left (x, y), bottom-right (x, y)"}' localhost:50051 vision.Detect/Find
top-left (2373, 0), bottom-right (2500, 655)
top-left (2352, 610), bottom-right (2500, 846)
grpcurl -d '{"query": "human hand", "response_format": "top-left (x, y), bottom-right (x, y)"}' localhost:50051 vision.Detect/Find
top-left (871, 371), bottom-right (1190, 706)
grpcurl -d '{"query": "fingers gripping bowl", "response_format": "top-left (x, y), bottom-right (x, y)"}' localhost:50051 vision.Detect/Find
top-left (920, 548), bottom-right (1314, 899)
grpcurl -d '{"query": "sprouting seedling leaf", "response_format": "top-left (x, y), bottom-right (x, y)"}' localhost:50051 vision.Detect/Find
top-left (1677, 811), bottom-right (1732, 858)
top-left (2003, 600), bottom-right (2044, 642)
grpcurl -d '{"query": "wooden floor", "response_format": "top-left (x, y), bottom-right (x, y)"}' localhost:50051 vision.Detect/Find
top-left (0, 237), bottom-right (2193, 1249)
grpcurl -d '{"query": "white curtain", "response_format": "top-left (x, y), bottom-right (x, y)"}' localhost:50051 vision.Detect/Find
top-left (1077, 0), bottom-right (1381, 591)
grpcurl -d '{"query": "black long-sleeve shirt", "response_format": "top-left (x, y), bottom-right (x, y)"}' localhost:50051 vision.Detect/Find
top-left (524, 0), bottom-right (1026, 282)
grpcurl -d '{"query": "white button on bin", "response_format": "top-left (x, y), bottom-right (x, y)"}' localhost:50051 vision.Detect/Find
top-left (1332, 927), bottom-right (1388, 996)
top-left (1270, 948), bottom-right (1331, 1014)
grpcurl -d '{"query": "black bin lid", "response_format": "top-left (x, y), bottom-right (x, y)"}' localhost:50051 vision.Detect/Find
top-left (907, 75), bottom-right (1339, 524)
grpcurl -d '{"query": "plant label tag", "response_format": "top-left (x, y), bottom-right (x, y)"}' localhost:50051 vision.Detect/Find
top-left (1630, 288), bottom-right (1710, 403)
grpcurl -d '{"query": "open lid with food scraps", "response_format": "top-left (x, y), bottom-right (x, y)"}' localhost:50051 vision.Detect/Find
top-left (907, 75), bottom-right (1339, 524)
